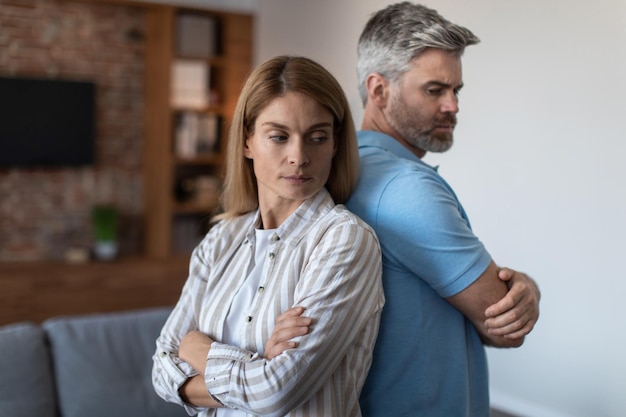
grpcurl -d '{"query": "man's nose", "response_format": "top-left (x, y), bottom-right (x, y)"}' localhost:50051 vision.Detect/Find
top-left (440, 92), bottom-right (459, 114)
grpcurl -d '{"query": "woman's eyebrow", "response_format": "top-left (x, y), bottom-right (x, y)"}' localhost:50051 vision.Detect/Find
top-left (261, 121), bottom-right (333, 130)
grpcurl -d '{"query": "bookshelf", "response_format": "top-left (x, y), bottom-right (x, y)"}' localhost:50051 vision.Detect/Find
top-left (143, 5), bottom-right (252, 258)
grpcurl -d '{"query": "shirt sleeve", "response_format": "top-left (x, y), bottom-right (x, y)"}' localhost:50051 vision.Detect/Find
top-left (377, 169), bottom-right (492, 297)
top-left (203, 219), bottom-right (384, 416)
top-left (151, 241), bottom-right (212, 415)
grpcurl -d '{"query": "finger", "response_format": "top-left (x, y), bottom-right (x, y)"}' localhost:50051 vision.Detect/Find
top-left (275, 306), bottom-right (305, 320)
top-left (485, 298), bottom-right (535, 328)
top-left (485, 275), bottom-right (529, 318)
top-left (503, 322), bottom-right (535, 340)
top-left (265, 341), bottom-right (297, 360)
top-left (484, 293), bottom-right (518, 318)
top-left (486, 318), bottom-right (524, 336)
top-left (486, 305), bottom-right (537, 337)
top-left (271, 325), bottom-right (311, 343)
top-left (497, 268), bottom-right (515, 282)
top-left (274, 316), bottom-right (312, 332)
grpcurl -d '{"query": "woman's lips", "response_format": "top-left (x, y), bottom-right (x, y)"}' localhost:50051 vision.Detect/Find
top-left (283, 175), bottom-right (311, 184)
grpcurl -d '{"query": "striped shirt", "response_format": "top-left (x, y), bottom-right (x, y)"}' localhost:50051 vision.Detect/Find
top-left (152, 189), bottom-right (384, 417)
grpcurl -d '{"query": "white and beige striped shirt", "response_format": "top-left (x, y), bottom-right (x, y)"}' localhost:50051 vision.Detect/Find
top-left (152, 189), bottom-right (384, 417)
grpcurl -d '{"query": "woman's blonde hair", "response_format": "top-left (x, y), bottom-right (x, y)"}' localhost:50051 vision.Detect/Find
top-left (216, 55), bottom-right (359, 220)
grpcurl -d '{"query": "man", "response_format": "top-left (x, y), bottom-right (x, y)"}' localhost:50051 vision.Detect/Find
top-left (345, 3), bottom-right (541, 416)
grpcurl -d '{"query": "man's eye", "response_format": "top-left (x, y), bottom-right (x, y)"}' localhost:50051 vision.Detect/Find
top-left (426, 88), bottom-right (443, 96)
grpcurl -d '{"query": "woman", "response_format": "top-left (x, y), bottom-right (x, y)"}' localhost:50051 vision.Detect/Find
top-left (152, 56), bottom-right (384, 417)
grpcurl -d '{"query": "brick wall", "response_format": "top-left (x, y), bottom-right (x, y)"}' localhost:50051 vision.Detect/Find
top-left (0, 0), bottom-right (146, 261)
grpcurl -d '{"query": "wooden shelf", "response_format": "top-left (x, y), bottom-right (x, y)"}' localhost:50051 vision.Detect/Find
top-left (173, 202), bottom-right (218, 214)
top-left (0, 257), bottom-right (190, 325)
top-left (143, 6), bottom-right (252, 258)
top-left (173, 154), bottom-right (222, 165)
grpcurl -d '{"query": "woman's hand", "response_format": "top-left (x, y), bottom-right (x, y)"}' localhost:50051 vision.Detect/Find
top-left (264, 306), bottom-right (312, 359)
top-left (179, 330), bottom-right (214, 373)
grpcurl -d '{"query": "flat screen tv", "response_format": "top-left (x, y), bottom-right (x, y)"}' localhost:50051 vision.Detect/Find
top-left (0, 76), bottom-right (96, 168)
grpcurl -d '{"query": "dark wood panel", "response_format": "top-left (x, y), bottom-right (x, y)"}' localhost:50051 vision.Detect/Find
top-left (0, 257), bottom-right (189, 325)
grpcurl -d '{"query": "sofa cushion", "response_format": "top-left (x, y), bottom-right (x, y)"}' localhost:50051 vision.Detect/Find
top-left (43, 307), bottom-right (187, 417)
top-left (0, 321), bottom-right (57, 417)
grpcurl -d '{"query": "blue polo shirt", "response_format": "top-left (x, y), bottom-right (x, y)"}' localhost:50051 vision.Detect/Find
top-left (347, 130), bottom-right (492, 417)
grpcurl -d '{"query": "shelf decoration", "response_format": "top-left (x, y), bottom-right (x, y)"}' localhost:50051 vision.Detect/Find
top-left (91, 204), bottom-right (118, 261)
top-left (176, 12), bottom-right (219, 58)
top-left (174, 112), bottom-right (220, 158)
top-left (171, 60), bottom-right (210, 109)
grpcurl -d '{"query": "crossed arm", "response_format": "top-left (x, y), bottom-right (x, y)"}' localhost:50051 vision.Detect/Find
top-left (267, 265), bottom-right (540, 354)
top-left (485, 266), bottom-right (540, 339)
top-left (177, 310), bottom-right (314, 404)
top-left (176, 266), bottom-right (540, 410)
top-left (446, 261), bottom-right (540, 347)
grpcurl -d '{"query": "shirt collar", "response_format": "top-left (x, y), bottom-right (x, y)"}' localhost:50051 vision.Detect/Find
top-left (357, 130), bottom-right (438, 172)
top-left (245, 188), bottom-right (335, 246)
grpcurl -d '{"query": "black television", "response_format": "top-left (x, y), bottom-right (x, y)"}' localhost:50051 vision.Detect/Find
top-left (0, 76), bottom-right (96, 168)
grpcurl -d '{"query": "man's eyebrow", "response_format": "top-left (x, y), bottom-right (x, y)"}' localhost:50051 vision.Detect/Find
top-left (424, 81), bottom-right (464, 89)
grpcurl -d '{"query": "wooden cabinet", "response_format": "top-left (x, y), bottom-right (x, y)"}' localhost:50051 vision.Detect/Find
top-left (0, 257), bottom-right (190, 325)
top-left (143, 5), bottom-right (252, 258)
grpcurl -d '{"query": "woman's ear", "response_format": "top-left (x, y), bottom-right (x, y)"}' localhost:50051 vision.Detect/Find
top-left (243, 137), bottom-right (253, 159)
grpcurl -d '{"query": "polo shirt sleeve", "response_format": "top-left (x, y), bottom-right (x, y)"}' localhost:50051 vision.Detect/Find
top-left (375, 169), bottom-right (492, 297)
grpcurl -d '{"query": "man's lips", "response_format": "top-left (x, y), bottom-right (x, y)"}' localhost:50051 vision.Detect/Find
top-left (433, 124), bottom-right (455, 130)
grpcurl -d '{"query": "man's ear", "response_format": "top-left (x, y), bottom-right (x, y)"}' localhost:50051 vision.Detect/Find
top-left (365, 73), bottom-right (389, 108)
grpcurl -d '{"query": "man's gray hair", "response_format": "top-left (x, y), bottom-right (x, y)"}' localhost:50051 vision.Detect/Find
top-left (357, 2), bottom-right (480, 105)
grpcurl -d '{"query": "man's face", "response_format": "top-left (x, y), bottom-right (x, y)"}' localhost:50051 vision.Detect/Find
top-left (384, 48), bottom-right (463, 155)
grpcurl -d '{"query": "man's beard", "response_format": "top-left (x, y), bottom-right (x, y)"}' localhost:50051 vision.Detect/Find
top-left (386, 94), bottom-right (456, 154)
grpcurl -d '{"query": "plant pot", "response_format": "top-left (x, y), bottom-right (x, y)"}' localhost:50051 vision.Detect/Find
top-left (93, 240), bottom-right (118, 261)
top-left (92, 205), bottom-right (119, 261)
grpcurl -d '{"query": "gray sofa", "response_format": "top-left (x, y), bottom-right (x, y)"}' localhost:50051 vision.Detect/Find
top-left (0, 307), bottom-right (188, 417)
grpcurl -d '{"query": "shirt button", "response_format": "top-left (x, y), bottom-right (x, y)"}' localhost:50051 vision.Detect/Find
top-left (267, 252), bottom-right (275, 260)
top-left (270, 233), bottom-right (280, 242)
top-left (258, 286), bottom-right (265, 293)
top-left (244, 353), bottom-right (253, 361)
top-left (160, 351), bottom-right (167, 358)
top-left (246, 316), bottom-right (252, 322)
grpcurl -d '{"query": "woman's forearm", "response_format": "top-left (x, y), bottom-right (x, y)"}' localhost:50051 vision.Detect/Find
top-left (179, 375), bottom-right (223, 408)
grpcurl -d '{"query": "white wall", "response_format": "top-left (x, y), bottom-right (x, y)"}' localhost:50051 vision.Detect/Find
top-left (256, 1), bottom-right (626, 416)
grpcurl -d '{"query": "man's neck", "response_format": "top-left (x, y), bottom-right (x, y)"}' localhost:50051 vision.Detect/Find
top-left (361, 117), bottom-right (426, 159)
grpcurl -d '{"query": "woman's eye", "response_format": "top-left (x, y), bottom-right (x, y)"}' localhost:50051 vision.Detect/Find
top-left (310, 135), bottom-right (329, 144)
top-left (269, 135), bottom-right (288, 143)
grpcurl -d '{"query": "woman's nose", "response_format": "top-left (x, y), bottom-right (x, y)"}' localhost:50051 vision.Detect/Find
top-left (288, 141), bottom-right (310, 166)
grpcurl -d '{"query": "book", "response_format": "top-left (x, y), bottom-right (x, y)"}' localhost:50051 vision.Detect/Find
top-left (176, 13), bottom-right (219, 58)
top-left (171, 60), bottom-right (209, 109)
top-left (174, 112), bottom-right (221, 158)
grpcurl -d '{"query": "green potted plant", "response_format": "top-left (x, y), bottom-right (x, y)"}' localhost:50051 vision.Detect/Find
top-left (92, 204), bottom-right (118, 261)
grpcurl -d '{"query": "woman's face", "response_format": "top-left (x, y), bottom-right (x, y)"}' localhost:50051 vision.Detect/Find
top-left (244, 91), bottom-right (336, 225)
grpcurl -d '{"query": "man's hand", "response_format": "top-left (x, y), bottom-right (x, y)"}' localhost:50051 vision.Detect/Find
top-left (484, 268), bottom-right (540, 339)
top-left (264, 306), bottom-right (312, 359)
